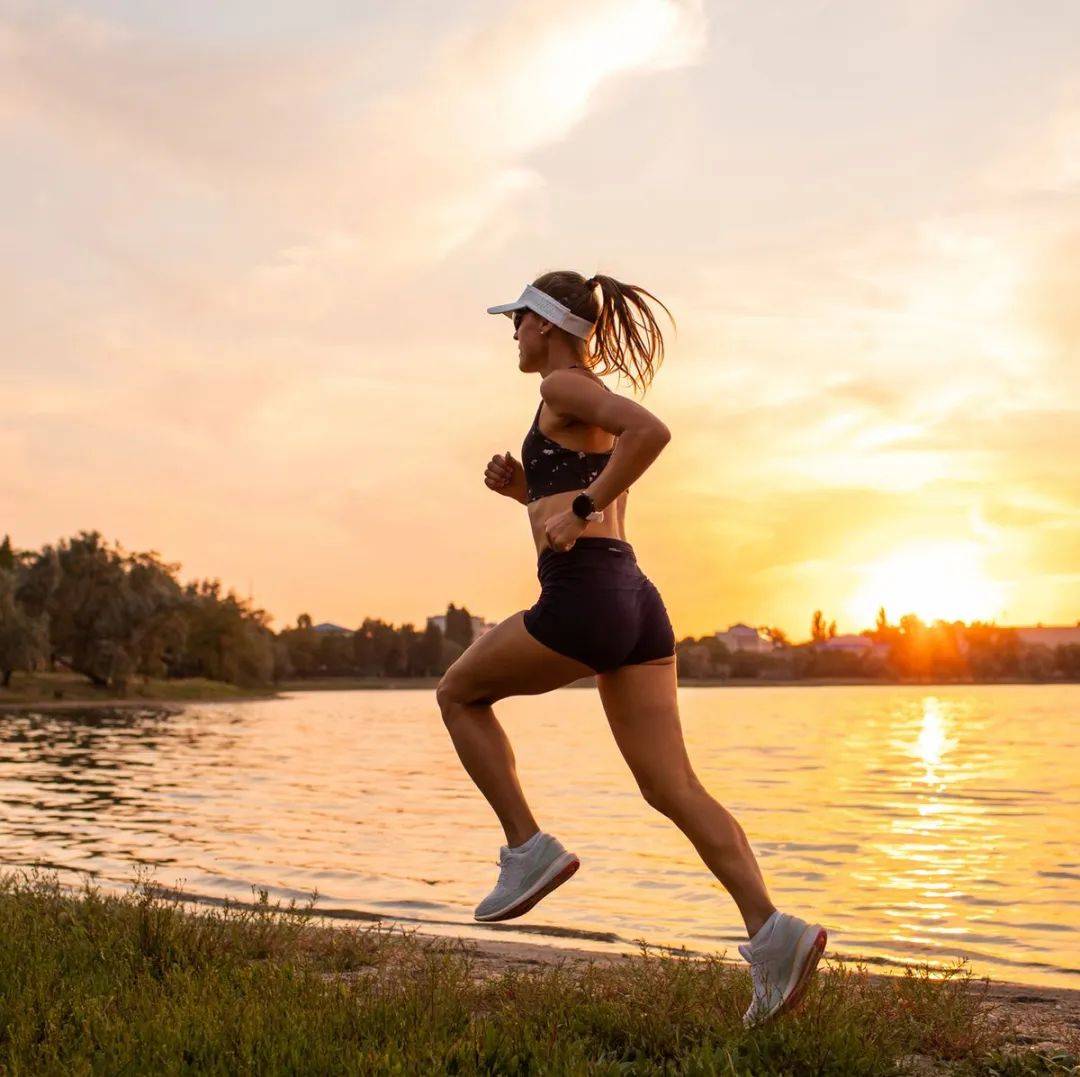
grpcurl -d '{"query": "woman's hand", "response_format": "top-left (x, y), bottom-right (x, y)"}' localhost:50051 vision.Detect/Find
top-left (544, 508), bottom-right (589, 552)
top-left (484, 451), bottom-right (528, 504)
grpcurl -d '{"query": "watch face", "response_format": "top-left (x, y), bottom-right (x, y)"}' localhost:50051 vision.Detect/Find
top-left (573, 493), bottom-right (594, 519)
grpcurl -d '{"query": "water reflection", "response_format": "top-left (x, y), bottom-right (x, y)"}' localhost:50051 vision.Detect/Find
top-left (1, 686), bottom-right (1078, 990)
top-left (868, 697), bottom-right (1001, 967)
top-left (914, 697), bottom-right (955, 786)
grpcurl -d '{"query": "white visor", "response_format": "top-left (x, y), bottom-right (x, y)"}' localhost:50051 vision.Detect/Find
top-left (487, 284), bottom-right (595, 340)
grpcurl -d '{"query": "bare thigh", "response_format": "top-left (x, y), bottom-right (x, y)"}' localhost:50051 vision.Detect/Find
top-left (439, 611), bottom-right (596, 706)
top-left (595, 656), bottom-right (697, 793)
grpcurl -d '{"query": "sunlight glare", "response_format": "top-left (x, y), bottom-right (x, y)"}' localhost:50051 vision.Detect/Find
top-left (847, 541), bottom-right (1006, 626)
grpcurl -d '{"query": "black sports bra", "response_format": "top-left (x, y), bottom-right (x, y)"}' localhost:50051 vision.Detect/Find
top-left (522, 367), bottom-right (618, 504)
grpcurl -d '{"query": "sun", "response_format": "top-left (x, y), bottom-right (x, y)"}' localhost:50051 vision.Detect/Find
top-left (847, 541), bottom-right (1007, 627)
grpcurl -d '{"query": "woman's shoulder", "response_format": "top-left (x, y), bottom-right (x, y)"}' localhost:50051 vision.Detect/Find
top-left (574, 365), bottom-right (613, 392)
top-left (539, 373), bottom-right (604, 418)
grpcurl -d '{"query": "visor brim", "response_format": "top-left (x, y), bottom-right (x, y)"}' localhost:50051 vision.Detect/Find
top-left (486, 300), bottom-right (526, 316)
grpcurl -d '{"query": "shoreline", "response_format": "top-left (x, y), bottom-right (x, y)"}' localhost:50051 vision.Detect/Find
top-left (281, 675), bottom-right (1079, 691)
top-left (424, 930), bottom-right (1080, 1056)
top-left (0, 694), bottom-right (278, 714)
top-left (70, 873), bottom-right (1079, 1057)
top-left (3, 675), bottom-right (1075, 712)
top-left (139, 883), bottom-right (1080, 1045)
top-left (7, 871), bottom-right (1077, 1072)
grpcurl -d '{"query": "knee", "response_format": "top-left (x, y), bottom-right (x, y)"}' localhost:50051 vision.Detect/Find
top-left (436, 672), bottom-right (484, 721)
top-left (435, 675), bottom-right (462, 720)
top-left (638, 772), bottom-right (705, 819)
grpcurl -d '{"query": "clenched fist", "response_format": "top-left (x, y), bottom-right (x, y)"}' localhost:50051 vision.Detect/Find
top-left (484, 450), bottom-right (528, 504)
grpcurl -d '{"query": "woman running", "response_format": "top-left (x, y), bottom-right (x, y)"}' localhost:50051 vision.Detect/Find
top-left (436, 270), bottom-right (827, 1026)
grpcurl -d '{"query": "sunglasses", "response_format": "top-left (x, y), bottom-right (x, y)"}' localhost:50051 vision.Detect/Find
top-left (512, 309), bottom-right (530, 331)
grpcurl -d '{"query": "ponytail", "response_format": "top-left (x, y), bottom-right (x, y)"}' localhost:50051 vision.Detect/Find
top-left (531, 270), bottom-right (675, 393)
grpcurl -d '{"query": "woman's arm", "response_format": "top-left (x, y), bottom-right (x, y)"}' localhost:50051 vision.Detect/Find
top-left (539, 370), bottom-right (671, 512)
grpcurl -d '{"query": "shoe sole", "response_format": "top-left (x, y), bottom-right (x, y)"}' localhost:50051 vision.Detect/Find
top-left (778, 925), bottom-right (827, 1015)
top-left (745, 925), bottom-right (828, 1027)
top-left (474, 853), bottom-right (580, 923)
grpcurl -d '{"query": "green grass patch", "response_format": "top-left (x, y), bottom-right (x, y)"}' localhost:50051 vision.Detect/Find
top-left (0, 670), bottom-right (277, 705)
top-left (0, 868), bottom-right (1073, 1075)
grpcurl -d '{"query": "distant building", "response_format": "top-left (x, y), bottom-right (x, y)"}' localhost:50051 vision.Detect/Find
top-left (1010, 625), bottom-right (1080, 648)
top-left (814, 633), bottom-right (891, 661)
top-left (715, 623), bottom-right (774, 653)
top-left (816, 633), bottom-right (873, 653)
top-left (313, 622), bottom-right (353, 636)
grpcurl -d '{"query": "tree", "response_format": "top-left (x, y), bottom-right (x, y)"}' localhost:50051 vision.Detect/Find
top-left (281, 616), bottom-right (320, 676)
top-left (810, 610), bottom-right (827, 643)
top-left (763, 626), bottom-right (790, 648)
top-left (418, 621), bottom-right (444, 676)
top-left (965, 622), bottom-right (1018, 679)
top-left (271, 637), bottom-right (294, 683)
top-left (675, 640), bottom-right (713, 678)
top-left (1019, 644), bottom-right (1056, 681)
top-left (176, 579), bottom-right (274, 686)
top-left (317, 631), bottom-right (354, 675)
top-left (0, 535), bottom-right (15, 572)
top-left (444, 603), bottom-right (474, 649)
top-left (351, 618), bottom-right (398, 676)
top-left (36, 532), bottom-right (184, 691)
top-left (891, 614), bottom-right (931, 678)
top-left (1056, 644), bottom-right (1080, 678)
top-left (0, 567), bottom-right (49, 687)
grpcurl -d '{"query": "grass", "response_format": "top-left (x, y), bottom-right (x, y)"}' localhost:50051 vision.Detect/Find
top-left (0, 868), bottom-right (1075, 1076)
top-left (0, 670), bottom-right (278, 706)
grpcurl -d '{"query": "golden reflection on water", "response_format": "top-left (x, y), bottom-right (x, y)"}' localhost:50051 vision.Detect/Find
top-left (915, 697), bottom-right (955, 785)
top-left (1, 685), bottom-right (1077, 990)
top-left (871, 697), bottom-right (1001, 958)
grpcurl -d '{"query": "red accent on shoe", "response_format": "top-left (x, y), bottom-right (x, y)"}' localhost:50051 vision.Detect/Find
top-left (777, 928), bottom-right (827, 1017)
top-left (480, 857), bottom-right (580, 923)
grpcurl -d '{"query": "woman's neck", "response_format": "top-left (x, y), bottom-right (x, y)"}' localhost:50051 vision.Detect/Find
top-left (540, 357), bottom-right (587, 378)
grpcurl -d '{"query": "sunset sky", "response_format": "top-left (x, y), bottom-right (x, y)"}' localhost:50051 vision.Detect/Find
top-left (4, 0), bottom-right (1078, 640)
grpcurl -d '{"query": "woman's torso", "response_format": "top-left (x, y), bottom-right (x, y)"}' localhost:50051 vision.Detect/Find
top-left (524, 366), bottom-right (629, 554)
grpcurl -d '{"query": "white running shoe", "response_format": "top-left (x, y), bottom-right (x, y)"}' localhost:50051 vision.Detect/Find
top-left (473, 832), bottom-right (580, 922)
top-left (738, 910), bottom-right (828, 1027)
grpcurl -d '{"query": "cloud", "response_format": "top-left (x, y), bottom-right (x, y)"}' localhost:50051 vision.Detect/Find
top-left (1, 0), bottom-right (708, 390)
top-left (4, 1), bottom-right (1078, 634)
top-left (1, 0), bottom-right (709, 626)
top-left (2, 2), bottom-right (706, 299)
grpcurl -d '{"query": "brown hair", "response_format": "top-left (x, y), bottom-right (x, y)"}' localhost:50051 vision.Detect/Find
top-left (531, 270), bottom-right (674, 393)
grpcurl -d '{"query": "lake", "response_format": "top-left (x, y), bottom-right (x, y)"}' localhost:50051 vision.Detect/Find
top-left (1, 685), bottom-right (1077, 990)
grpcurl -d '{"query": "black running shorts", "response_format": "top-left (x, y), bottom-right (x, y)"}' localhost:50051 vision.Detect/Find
top-left (522, 537), bottom-right (676, 673)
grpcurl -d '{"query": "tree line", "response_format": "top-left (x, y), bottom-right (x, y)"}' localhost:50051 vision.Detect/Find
top-left (2, 532), bottom-right (1076, 692)
top-left (675, 607), bottom-right (1080, 682)
top-left (0, 532), bottom-right (477, 691)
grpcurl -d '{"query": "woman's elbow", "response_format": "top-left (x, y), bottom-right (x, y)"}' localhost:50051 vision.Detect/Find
top-left (626, 418), bottom-right (671, 450)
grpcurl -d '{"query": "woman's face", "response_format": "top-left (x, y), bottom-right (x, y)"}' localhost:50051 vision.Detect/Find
top-left (513, 309), bottom-right (548, 371)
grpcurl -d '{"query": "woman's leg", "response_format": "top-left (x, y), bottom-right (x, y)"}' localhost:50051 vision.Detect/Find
top-left (436, 611), bottom-right (595, 846)
top-left (596, 656), bottom-right (777, 938)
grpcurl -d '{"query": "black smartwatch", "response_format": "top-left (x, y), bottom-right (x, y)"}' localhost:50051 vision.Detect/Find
top-left (571, 492), bottom-right (603, 521)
